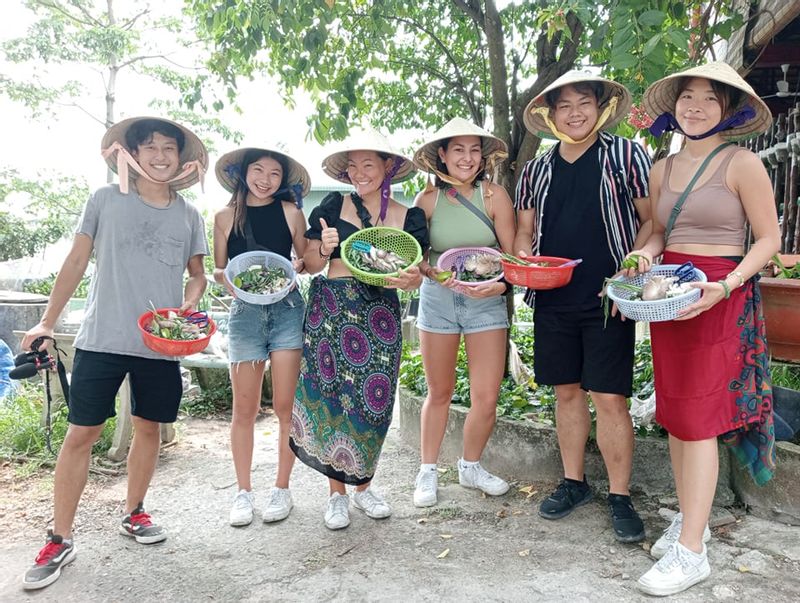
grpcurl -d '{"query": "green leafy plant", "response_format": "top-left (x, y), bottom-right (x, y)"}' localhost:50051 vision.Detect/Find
top-left (24, 273), bottom-right (91, 298)
top-left (0, 382), bottom-right (116, 470)
top-left (771, 255), bottom-right (800, 279)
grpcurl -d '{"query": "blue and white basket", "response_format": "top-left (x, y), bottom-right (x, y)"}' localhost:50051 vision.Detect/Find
top-left (606, 264), bottom-right (707, 322)
top-left (224, 251), bottom-right (296, 305)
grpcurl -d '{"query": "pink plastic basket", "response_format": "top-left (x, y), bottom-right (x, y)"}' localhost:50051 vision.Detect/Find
top-left (436, 247), bottom-right (504, 287)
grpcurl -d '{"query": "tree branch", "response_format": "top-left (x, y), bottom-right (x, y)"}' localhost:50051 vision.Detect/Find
top-left (120, 8), bottom-right (150, 31)
top-left (451, 0), bottom-right (484, 27)
top-left (33, 0), bottom-right (99, 27)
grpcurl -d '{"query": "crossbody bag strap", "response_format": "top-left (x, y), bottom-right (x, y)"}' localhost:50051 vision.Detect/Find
top-left (446, 187), bottom-right (497, 240)
top-left (664, 142), bottom-right (733, 242)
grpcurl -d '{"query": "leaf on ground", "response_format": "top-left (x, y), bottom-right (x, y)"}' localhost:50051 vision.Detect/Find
top-left (436, 467), bottom-right (448, 474)
top-left (417, 518), bottom-right (428, 524)
top-left (738, 565), bottom-right (750, 573)
top-left (518, 549), bottom-right (530, 557)
top-left (439, 534), bottom-right (453, 539)
top-left (496, 509), bottom-right (510, 518)
top-left (262, 431), bottom-right (272, 436)
top-left (518, 485), bottom-right (534, 494)
top-left (437, 548), bottom-right (450, 559)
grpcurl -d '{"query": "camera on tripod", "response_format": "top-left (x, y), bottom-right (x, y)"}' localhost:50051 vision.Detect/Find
top-left (10, 336), bottom-right (55, 380)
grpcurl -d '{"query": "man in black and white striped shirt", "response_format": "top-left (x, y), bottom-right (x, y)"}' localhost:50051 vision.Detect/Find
top-left (514, 71), bottom-right (652, 544)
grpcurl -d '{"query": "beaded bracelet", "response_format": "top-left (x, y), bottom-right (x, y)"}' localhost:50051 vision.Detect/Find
top-left (318, 245), bottom-right (331, 260)
top-left (727, 270), bottom-right (745, 288)
top-left (717, 279), bottom-right (731, 299)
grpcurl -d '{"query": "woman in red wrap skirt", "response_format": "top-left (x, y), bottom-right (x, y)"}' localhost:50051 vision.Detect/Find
top-left (624, 62), bottom-right (779, 597)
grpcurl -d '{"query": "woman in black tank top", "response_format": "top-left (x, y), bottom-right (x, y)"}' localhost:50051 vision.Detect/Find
top-left (212, 147), bottom-right (310, 527)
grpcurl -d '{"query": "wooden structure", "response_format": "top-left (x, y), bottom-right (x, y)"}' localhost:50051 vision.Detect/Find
top-left (727, 0), bottom-right (800, 254)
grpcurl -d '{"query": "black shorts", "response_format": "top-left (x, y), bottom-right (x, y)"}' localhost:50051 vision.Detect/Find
top-left (68, 349), bottom-right (182, 426)
top-left (533, 306), bottom-right (635, 397)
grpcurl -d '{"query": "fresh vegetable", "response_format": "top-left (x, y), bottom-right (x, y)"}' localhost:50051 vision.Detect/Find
top-left (233, 264), bottom-right (291, 295)
top-left (348, 242), bottom-right (409, 274)
top-left (500, 252), bottom-right (553, 268)
top-left (621, 254), bottom-right (644, 270)
top-left (450, 252), bottom-right (502, 282)
top-left (435, 270), bottom-right (452, 282)
top-left (146, 304), bottom-right (208, 341)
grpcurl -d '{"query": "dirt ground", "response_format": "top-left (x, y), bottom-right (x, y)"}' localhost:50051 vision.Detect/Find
top-left (1, 409), bottom-right (799, 602)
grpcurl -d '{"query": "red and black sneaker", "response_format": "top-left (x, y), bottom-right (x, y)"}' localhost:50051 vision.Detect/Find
top-left (119, 503), bottom-right (167, 544)
top-left (22, 530), bottom-right (77, 590)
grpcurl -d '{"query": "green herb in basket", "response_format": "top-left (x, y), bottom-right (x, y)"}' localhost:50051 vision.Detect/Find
top-left (233, 264), bottom-right (290, 295)
top-left (146, 304), bottom-right (208, 341)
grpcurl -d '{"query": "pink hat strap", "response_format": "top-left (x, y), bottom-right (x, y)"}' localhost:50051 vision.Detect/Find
top-left (101, 141), bottom-right (205, 194)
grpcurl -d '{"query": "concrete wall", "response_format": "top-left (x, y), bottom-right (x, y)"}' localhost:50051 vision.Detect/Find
top-left (730, 441), bottom-right (800, 525)
top-left (399, 388), bottom-right (735, 505)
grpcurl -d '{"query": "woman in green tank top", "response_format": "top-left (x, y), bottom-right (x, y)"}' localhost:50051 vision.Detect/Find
top-left (410, 117), bottom-right (517, 508)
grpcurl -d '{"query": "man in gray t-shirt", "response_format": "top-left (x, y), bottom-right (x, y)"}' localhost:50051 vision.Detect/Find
top-left (20, 117), bottom-right (209, 591)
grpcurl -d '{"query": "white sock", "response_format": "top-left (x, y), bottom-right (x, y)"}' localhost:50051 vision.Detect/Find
top-left (420, 463), bottom-right (436, 472)
top-left (460, 458), bottom-right (479, 468)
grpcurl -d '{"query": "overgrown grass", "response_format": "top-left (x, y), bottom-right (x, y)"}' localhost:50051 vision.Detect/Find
top-left (0, 382), bottom-right (116, 471)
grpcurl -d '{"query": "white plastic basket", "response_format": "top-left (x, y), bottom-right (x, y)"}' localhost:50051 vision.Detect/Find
top-left (606, 264), bottom-right (707, 322)
top-left (224, 251), bottom-right (296, 305)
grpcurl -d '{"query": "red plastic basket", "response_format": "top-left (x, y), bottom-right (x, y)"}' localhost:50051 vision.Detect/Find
top-left (500, 255), bottom-right (575, 290)
top-left (137, 308), bottom-right (216, 356)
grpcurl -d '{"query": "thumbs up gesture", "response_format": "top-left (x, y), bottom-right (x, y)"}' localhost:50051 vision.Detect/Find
top-left (319, 218), bottom-right (339, 257)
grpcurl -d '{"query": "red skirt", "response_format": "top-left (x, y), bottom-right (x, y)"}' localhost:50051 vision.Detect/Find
top-left (651, 252), bottom-right (775, 483)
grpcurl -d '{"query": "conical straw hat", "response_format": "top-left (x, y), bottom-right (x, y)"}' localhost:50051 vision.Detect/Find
top-left (642, 61), bottom-right (772, 139)
top-left (101, 116), bottom-right (208, 190)
top-left (523, 71), bottom-right (632, 138)
top-left (413, 117), bottom-right (508, 174)
top-left (214, 147), bottom-right (311, 195)
top-left (321, 129), bottom-right (415, 184)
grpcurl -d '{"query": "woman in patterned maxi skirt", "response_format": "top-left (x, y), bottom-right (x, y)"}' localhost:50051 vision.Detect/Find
top-left (290, 129), bottom-right (428, 529)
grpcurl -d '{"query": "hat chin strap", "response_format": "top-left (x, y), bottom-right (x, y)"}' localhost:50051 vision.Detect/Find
top-left (101, 141), bottom-right (205, 194)
top-left (648, 106), bottom-right (756, 140)
top-left (418, 148), bottom-right (508, 190)
top-left (531, 96), bottom-right (618, 144)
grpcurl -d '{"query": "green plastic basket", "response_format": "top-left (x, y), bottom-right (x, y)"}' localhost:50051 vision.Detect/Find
top-left (341, 227), bottom-right (422, 286)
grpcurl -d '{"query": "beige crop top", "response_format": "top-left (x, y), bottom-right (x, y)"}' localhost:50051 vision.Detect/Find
top-left (657, 145), bottom-right (747, 247)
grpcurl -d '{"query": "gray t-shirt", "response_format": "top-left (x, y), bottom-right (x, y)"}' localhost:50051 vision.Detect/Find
top-left (73, 184), bottom-right (208, 359)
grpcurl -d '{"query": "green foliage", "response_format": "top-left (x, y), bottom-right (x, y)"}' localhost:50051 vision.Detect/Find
top-left (189, 0), bottom-right (744, 182)
top-left (181, 373), bottom-right (232, 417)
top-left (1, 0), bottom-right (237, 148)
top-left (400, 302), bottom-right (660, 434)
top-left (0, 382), bottom-right (116, 467)
top-left (0, 169), bottom-right (88, 262)
top-left (771, 365), bottom-right (800, 391)
top-left (24, 273), bottom-right (91, 298)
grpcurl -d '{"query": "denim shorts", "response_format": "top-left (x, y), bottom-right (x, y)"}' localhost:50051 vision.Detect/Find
top-left (228, 289), bottom-right (305, 363)
top-left (416, 277), bottom-right (509, 335)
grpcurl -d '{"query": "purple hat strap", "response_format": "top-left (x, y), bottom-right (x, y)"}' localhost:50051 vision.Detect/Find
top-left (379, 156), bottom-right (403, 222)
top-left (224, 163), bottom-right (242, 182)
top-left (648, 105), bottom-right (756, 140)
top-left (275, 183), bottom-right (304, 209)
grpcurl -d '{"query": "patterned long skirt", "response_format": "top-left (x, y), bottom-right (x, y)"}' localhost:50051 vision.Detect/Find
top-left (651, 251), bottom-right (776, 485)
top-left (289, 276), bottom-right (401, 485)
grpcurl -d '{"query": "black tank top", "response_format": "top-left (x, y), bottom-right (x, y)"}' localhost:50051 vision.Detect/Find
top-left (227, 201), bottom-right (293, 261)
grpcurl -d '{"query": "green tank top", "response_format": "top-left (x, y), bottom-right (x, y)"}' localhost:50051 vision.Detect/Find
top-left (428, 185), bottom-right (498, 265)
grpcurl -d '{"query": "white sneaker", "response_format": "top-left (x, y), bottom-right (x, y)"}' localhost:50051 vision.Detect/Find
top-left (638, 542), bottom-right (711, 596)
top-left (458, 460), bottom-right (510, 496)
top-left (413, 468), bottom-right (438, 507)
top-left (324, 493), bottom-right (350, 530)
top-left (651, 512), bottom-right (711, 559)
top-left (353, 488), bottom-right (392, 519)
top-left (262, 487), bottom-right (293, 523)
top-left (229, 489), bottom-right (254, 527)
